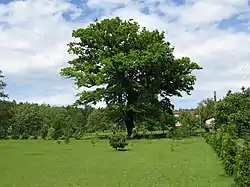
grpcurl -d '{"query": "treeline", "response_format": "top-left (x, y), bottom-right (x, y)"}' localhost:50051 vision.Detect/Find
top-left (0, 99), bottom-right (201, 140)
top-left (0, 100), bottom-right (112, 140)
top-left (202, 87), bottom-right (250, 187)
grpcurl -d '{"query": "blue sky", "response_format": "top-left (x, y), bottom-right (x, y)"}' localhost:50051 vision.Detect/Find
top-left (0, 0), bottom-right (250, 109)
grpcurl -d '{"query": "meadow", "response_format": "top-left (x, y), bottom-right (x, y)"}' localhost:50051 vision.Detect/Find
top-left (0, 137), bottom-right (234, 187)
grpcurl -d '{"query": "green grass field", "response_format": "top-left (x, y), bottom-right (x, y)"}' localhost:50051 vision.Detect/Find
top-left (0, 138), bottom-right (234, 187)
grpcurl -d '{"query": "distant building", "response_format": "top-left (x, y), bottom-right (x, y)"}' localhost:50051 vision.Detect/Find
top-left (173, 109), bottom-right (198, 117)
top-left (173, 109), bottom-right (198, 126)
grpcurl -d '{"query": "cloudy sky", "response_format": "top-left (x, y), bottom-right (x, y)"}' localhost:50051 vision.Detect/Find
top-left (0, 0), bottom-right (250, 109)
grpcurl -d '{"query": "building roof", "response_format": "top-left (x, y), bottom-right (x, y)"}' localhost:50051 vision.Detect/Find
top-left (173, 109), bottom-right (197, 116)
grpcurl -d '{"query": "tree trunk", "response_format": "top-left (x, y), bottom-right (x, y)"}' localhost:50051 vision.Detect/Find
top-left (125, 93), bottom-right (138, 137)
top-left (125, 109), bottom-right (135, 137)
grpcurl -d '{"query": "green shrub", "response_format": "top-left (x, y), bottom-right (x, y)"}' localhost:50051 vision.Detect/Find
top-left (173, 126), bottom-right (187, 140)
top-left (109, 132), bottom-right (128, 150)
top-left (90, 133), bottom-right (99, 147)
top-left (214, 130), bottom-right (224, 157)
top-left (28, 136), bottom-right (38, 140)
top-left (64, 136), bottom-right (70, 144)
top-left (59, 135), bottom-right (65, 140)
top-left (0, 126), bottom-right (7, 139)
top-left (19, 133), bottom-right (29, 140)
top-left (40, 126), bottom-right (48, 139)
top-left (234, 141), bottom-right (250, 187)
top-left (73, 132), bottom-right (83, 140)
top-left (220, 131), bottom-right (237, 176)
top-left (47, 127), bottom-right (55, 140)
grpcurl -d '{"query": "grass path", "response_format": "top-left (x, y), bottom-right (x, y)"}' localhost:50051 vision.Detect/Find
top-left (0, 138), bottom-right (233, 187)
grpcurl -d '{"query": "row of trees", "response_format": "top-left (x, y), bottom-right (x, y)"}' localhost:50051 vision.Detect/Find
top-left (0, 99), bottom-right (200, 140)
top-left (198, 87), bottom-right (250, 137)
top-left (1, 69), bottom-right (199, 140)
top-left (204, 125), bottom-right (249, 187)
top-left (200, 87), bottom-right (250, 187)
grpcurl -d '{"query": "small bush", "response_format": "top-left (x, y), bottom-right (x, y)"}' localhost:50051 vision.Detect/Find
top-left (60, 135), bottom-right (66, 140)
top-left (19, 133), bottom-right (29, 140)
top-left (64, 136), bottom-right (70, 144)
top-left (28, 136), bottom-right (38, 140)
top-left (90, 133), bottom-right (98, 147)
top-left (109, 132), bottom-right (128, 150)
top-left (234, 141), bottom-right (250, 187)
top-left (73, 132), bottom-right (83, 140)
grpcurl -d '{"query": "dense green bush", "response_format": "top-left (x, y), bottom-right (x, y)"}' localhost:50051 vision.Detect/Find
top-left (215, 89), bottom-right (250, 137)
top-left (173, 126), bottom-right (187, 140)
top-left (0, 126), bottom-right (6, 139)
top-left (109, 132), bottom-right (128, 150)
top-left (28, 136), bottom-right (38, 140)
top-left (203, 125), bottom-right (238, 176)
top-left (220, 132), bottom-right (237, 176)
top-left (73, 132), bottom-right (83, 140)
top-left (47, 127), bottom-right (55, 140)
top-left (214, 130), bottom-right (224, 157)
top-left (173, 111), bottom-right (199, 140)
top-left (234, 141), bottom-right (250, 187)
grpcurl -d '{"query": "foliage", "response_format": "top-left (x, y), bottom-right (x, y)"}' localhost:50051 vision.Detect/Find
top-left (64, 136), bottom-right (70, 144)
top-left (0, 101), bottom-right (13, 139)
top-left (234, 141), bottom-right (250, 187)
top-left (86, 109), bottom-right (109, 132)
top-left (197, 98), bottom-right (216, 125)
top-left (109, 132), bottom-right (128, 150)
top-left (28, 136), bottom-right (38, 140)
top-left (90, 133), bottom-right (99, 147)
top-left (215, 89), bottom-right (250, 136)
top-left (0, 70), bottom-right (8, 99)
top-left (73, 132), bottom-right (83, 140)
top-left (203, 125), bottom-right (239, 178)
top-left (213, 129), bottom-right (224, 157)
top-left (60, 17), bottom-right (201, 136)
top-left (0, 125), bottom-right (6, 139)
top-left (47, 127), bottom-right (56, 140)
top-left (10, 103), bottom-right (43, 138)
top-left (220, 131), bottom-right (237, 176)
top-left (159, 112), bottom-right (177, 135)
top-left (173, 111), bottom-right (199, 139)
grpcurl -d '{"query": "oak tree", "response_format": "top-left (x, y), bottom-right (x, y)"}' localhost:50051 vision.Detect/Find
top-left (61, 17), bottom-right (201, 136)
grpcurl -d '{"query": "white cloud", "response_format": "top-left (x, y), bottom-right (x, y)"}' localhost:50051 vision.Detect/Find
top-left (1, 0), bottom-right (250, 109)
top-left (0, 0), bottom-right (84, 74)
top-left (87, 0), bottom-right (131, 9)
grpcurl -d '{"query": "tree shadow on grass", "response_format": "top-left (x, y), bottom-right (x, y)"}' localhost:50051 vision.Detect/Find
top-left (116, 148), bottom-right (131, 151)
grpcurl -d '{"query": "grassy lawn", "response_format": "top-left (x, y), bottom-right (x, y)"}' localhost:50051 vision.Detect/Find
top-left (0, 138), bottom-right (233, 187)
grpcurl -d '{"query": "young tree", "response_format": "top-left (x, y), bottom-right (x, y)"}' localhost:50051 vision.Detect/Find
top-left (60, 17), bottom-right (202, 136)
top-left (197, 98), bottom-right (216, 124)
top-left (85, 109), bottom-right (109, 132)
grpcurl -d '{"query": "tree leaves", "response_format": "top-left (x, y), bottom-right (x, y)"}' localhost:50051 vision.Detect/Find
top-left (61, 17), bottom-right (201, 117)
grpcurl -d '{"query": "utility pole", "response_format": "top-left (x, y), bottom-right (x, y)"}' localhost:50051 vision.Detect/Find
top-left (214, 91), bottom-right (217, 102)
top-left (214, 90), bottom-right (217, 132)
